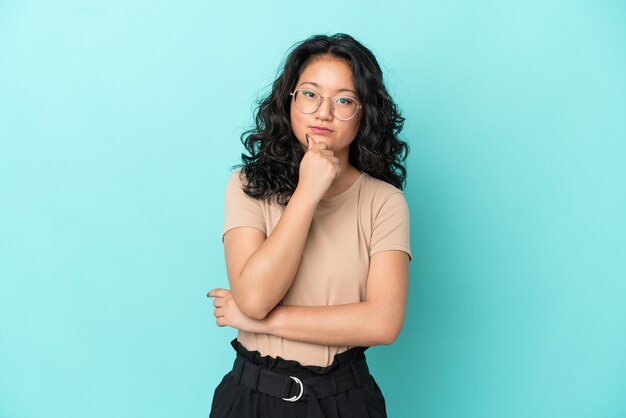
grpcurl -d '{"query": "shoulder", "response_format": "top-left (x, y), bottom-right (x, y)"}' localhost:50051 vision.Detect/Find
top-left (225, 170), bottom-right (256, 196)
top-left (226, 170), bottom-right (247, 188)
top-left (224, 170), bottom-right (255, 202)
top-left (225, 170), bottom-right (278, 208)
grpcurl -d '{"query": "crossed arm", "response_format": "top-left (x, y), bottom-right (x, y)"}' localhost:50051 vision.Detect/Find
top-left (208, 239), bottom-right (410, 347)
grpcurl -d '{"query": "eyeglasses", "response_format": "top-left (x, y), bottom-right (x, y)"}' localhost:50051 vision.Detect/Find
top-left (290, 89), bottom-right (362, 121)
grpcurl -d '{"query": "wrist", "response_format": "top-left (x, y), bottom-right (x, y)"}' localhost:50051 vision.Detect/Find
top-left (291, 187), bottom-right (320, 210)
top-left (264, 305), bottom-right (284, 335)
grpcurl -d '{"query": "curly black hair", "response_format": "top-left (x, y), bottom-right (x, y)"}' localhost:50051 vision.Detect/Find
top-left (232, 33), bottom-right (409, 206)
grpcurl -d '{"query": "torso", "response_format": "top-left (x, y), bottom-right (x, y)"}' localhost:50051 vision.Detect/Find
top-left (232, 171), bottom-right (411, 366)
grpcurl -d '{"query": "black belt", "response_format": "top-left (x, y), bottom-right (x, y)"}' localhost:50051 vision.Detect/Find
top-left (230, 352), bottom-right (372, 418)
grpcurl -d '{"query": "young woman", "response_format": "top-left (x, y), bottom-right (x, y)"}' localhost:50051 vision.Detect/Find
top-left (208, 33), bottom-right (411, 418)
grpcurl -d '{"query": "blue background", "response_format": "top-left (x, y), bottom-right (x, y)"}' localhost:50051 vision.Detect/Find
top-left (1, 1), bottom-right (625, 417)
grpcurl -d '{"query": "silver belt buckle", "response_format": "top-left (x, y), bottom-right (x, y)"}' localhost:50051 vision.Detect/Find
top-left (282, 376), bottom-right (304, 402)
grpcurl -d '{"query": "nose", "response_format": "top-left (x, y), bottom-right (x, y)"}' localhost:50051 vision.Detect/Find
top-left (314, 97), bottom-right (333, 120)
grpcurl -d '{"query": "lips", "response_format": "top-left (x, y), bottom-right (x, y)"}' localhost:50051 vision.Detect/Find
top-left (310, 126), bottom-right (333, 135)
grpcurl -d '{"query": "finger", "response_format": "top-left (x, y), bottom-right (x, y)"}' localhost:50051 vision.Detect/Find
top-left (216, 318), bottom-right (225, 327)
top-left (212, 298), bottom-right (222, 308)
top-left (318, 150), bottom-right (335, 156)
top-left (307, 133), bottom-right (315, 150)
top-left (207, 288), bottom-right (227, 298)
top-left (214, 307), bottom-right (223, 318)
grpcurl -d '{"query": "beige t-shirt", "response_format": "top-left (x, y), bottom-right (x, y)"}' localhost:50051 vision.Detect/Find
top-left (221, 170), bottom-right (412, 367)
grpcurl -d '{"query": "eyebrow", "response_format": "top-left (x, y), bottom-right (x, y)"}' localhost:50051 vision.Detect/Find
top-left (299, 82), bottom-right (356, 95)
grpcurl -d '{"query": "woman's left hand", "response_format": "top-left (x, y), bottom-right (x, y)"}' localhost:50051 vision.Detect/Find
top-left (207, 288), bottom-right (265, 333)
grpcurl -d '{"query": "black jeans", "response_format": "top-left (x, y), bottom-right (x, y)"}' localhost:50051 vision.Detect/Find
top-left (210, 339), bottom-right (387, 418)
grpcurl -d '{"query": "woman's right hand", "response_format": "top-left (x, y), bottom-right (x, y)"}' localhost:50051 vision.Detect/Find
top-left (297, 134), bottom-right (341, 203)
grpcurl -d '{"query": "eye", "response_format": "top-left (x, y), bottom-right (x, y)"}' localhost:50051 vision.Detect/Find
top-left (301, 89), bottom-right (319, 99)
top-left (335, 96), bottom-right (356, 106)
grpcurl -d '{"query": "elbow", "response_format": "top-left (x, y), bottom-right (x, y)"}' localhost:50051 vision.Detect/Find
top-left (242, 305), bottom-right (271, 321)
top-left (231, 268), bottom-right (279, 320)
top-left (374, 314), bottom-right (404, 346)
top-left (231, 291), bottom-right (273, 320)
top-left (379, 328), bottom-right (401, 345)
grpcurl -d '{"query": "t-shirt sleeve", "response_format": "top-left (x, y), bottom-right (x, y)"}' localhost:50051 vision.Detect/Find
top-left (369, 192), bottom-right (412, 262)
top-left (221, 171), bottom-right (267, 243)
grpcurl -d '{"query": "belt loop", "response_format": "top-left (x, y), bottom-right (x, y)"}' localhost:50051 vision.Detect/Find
top-left (350, 361), bottom-right (362, 388)
top-left (251, 364), bottom-right (261, 391)
top-left (329, 373), bottom-right (338, 396)
top-left (280, 374), bottom-right (295, 399)
top-left (233, 357), bottom-right (244, 386)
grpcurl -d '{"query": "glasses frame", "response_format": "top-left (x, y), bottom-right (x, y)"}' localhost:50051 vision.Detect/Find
top-left (289, 88), bottom-right (363, 121)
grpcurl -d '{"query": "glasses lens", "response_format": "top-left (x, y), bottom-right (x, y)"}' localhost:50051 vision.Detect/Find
top-left (293, 90), bottom-right (359, 120)
top-left (294, 90), bottom-right (320, 113)
top-left (332, 96), bottom-right (358, 120)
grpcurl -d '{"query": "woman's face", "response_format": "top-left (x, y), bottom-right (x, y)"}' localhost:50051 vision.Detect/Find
top-left (290, 55), bottom-right (362, 155)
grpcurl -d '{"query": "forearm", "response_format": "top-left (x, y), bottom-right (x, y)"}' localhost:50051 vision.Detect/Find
top-left (234, 188), bottom-right (318, 319)
top-left (261, 302), bottom-right (403, 347)
top-left (213, 253), bottom-right (409, 346)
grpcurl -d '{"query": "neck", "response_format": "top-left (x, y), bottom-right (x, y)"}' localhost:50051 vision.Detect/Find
top-left (323, 158), bottom-right (361, 200)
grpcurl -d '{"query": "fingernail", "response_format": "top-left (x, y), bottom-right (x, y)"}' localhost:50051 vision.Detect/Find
top-left (306, 133), bottom-right (309, 145)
